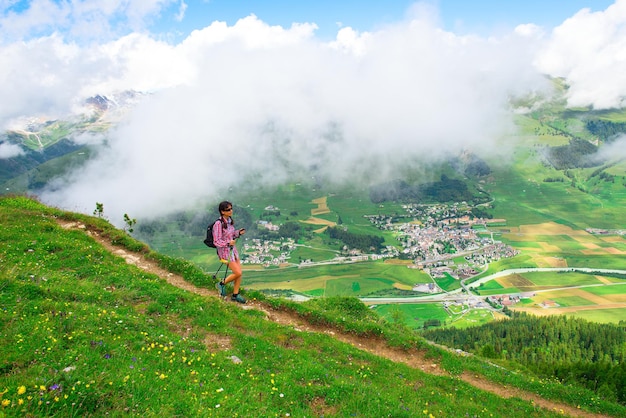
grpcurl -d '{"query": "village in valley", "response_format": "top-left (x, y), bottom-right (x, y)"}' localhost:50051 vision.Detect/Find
top-left (240, 201), bottom-right (519, 295)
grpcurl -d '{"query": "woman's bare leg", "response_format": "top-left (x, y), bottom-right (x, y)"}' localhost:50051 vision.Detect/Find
top-left (224, 259), bottom-right (242, 293)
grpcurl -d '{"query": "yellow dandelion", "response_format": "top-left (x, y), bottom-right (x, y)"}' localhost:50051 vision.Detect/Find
top-left (2, 399), bottom-right (11, 407)
top-left (18, 385), bottom-right (26, 395)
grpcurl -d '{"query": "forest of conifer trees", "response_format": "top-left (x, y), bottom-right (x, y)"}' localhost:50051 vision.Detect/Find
top-left (423, 312), bottom-right (626, 404)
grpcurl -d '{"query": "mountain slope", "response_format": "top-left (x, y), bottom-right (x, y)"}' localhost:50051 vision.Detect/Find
top-left (1, 196), bottom-right (624, 417)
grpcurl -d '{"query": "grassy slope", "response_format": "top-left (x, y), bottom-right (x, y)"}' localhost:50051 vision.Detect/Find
top-left (2, 196), bottom-right (625, 417)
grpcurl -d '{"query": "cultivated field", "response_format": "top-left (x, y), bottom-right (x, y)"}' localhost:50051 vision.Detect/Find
top-left (479, 270), bottom-right (626, 324)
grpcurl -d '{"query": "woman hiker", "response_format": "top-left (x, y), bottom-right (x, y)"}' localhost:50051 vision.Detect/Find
top-left (214, 201), bottom-right (247, 303)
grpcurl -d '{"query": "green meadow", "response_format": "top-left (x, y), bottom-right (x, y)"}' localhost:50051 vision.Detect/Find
top-left (565, 308), bottom-right (626, 324)
top-left (374, 303), bottom-right (451, 330)
top-left (374, 303), bottom-right (498, 330)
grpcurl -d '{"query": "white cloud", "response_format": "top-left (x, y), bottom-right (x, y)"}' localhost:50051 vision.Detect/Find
top-left (1, 1), bottom-right (624, 224)
top-left (596, 134), bottom-right (626, 160)
top-left (535, 0), bottom-right (626, 109)
top-left (39, 14), bottom-right (545, 223)
top-left (0, 35), bottom-right (86, 126)
top-left (0, 142), bottom-right (24, 159)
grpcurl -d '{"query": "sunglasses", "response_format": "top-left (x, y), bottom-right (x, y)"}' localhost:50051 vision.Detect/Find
top-left (224, 208), bottom-right (233, 211)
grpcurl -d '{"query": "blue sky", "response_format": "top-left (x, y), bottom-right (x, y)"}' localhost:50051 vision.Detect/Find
top-left (0, 0), bottom-right (618, 42)
top-left (154, 0), bottom-right (617, 40)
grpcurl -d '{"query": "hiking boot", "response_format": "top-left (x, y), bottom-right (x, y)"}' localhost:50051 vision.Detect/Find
top-left (231, 294), bottom-right (246, 304)
top-left (216, 281), bottom-right (226, 297)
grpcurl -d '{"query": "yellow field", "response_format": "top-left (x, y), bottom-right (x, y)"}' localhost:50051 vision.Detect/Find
top-left (301, 216), bottom-right (336, 226)
top-left (520, 288), bottom-right (626, 313)
top-left (310, 196), bottom-right (331, 215)
top-left (503, 221), bottom-right (626, 257)
top-left (565, 288), bottom-right (611, 304)
top-left (601, 235), bottom-right (626, 243)
top-left (300, 197), bottom-right (336, 230)
top-left (581, 246), bottom-right (626, 255)
top-left (513, 286), bottom-right (626, 320)
top-left (496, 274), bottom-right (534, 289)
top-left (531, 255), bottom-right (568, 268)
top-left (595, 275), bottom-right (614, 285)
top-left (503, 222), bottom-right (582, 241)
top-left (537, 242), bottom-right (561, 252)
top-left (393, 283), bottom-right (413, 290)
top-left (517, 222), bottom-right (588, 235)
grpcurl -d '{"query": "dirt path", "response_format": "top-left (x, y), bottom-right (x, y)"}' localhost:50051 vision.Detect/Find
top-left (58, 220), bottom-right (611, 418)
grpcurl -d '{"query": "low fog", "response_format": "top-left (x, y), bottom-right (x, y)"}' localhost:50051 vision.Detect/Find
top-left (2, 1), bottom-right (626, 224)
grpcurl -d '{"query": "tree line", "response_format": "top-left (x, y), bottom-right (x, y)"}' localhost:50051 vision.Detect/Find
top-left (325, 226), bottom-right (384, 253)
top-left (586, 119), bottom-right (626, 142)
top-left (369, 174), bottom-right (487, 204)
top-left (423, 312), bottom-right (626, 405)
top-left (543, 138), bottom-right (601, 169)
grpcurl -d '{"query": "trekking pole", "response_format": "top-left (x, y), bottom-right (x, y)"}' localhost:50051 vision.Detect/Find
top-left (212, 262), bottom-right (224, 281)
top-left (212, 253), bottom-right (230, 281)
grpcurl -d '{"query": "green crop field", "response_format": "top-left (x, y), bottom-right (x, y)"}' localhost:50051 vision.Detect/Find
top-left (245, 261), bottom-right (431, 291)
top-left (585, 283), bottom-right (626, 295)
top-left (521, 271), bottom-right (605, 287)
top-left (551, 296), bottom-right (595, 307)
top-left (374, 303), bottom-right (451, 330)
top-left (565, 307), bottom-right (626, 323)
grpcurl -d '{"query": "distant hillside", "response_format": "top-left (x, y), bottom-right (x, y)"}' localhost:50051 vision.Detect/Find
top-left (544, 138), bottom-right (602, 170)
top-left (369, 174), bottom-right (489, 204)
top-left (586, 119), bottom-right (626, 142)
top-left (0, 91), bottom-right (143, 189)
top-left (0, 138), bottom-right (84, 185)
